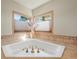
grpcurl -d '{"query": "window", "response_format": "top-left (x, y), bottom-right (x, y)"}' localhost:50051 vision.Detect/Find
top-left (14, 13), bottom-right (28, 21)
top-left (35, 15), bottom-right (52, 22)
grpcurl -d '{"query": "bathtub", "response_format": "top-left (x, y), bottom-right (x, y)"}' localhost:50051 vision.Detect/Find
top-left (2, 38), bottom-right (65, 57)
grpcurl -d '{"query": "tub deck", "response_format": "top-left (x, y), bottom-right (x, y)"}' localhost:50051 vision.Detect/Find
top-left (1, 32), bottom-right (77, 59)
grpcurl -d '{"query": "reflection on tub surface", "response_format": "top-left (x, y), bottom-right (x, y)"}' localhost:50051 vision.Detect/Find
top-left (2, 38), bottom-right (65, 57)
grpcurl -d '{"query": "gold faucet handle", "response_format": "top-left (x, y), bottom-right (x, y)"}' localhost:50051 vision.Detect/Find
top-left (37, 48), bottom-right (40, 53)
top-left (26, 48), bottom-right (28, 53)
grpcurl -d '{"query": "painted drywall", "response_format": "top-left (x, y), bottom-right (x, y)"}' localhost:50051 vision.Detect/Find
top-left (32, 0), bottom-right (77, 36)
top-left (1, 0), bottom-right (32, 35)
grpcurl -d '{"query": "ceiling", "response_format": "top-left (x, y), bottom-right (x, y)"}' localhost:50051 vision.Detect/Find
top-left (13, 0), bottom-right (51, 10)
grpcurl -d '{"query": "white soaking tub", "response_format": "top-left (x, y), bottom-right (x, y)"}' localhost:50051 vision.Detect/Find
top-left (2, 38), bottom-right (65, 57)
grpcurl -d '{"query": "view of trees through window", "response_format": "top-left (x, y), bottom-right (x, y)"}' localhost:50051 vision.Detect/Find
top-left (14, 13), bottom-right (29, 21)
top-left (35, 15), bottom-right (52, 22)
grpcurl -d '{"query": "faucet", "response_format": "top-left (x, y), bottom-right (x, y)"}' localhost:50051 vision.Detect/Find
top-left (26, 48), bottom-right (28, 53)
top-left (31, 46), bottom-right (34, 53)
top-left (37, 48), bottom-right (40, 53)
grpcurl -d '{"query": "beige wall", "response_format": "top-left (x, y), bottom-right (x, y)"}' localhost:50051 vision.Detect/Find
top-left (1, 0), bottom-right (77, 36)
top-left (1, 0), bottom-right (32, 35)
top-left (32, 0), bottom-right (77, 36)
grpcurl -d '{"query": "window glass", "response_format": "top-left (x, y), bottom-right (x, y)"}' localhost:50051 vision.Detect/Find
top-left (14, 13), bottom-right (28, 21)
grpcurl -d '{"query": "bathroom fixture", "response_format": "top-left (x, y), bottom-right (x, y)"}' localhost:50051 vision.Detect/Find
top-left (25, 48), bottom-right (28, 53)
top-left (2, 38), bottom-right (65, 57)
top-left (37, 48), bottom-right (40, 53)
